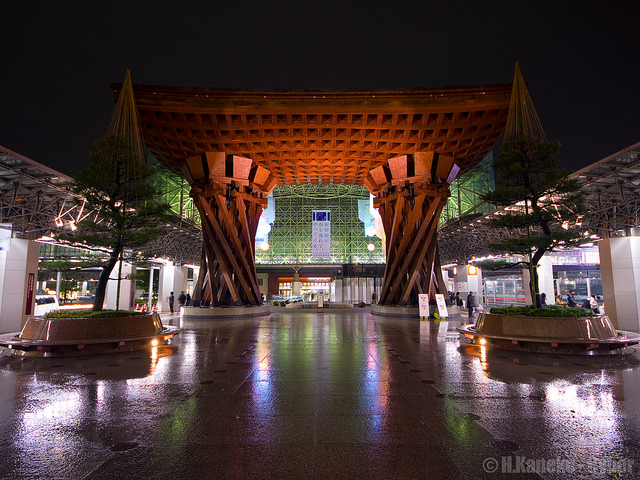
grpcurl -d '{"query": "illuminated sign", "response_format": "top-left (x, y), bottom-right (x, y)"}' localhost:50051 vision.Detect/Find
top-left (312, 210), bottom-right (331, 258)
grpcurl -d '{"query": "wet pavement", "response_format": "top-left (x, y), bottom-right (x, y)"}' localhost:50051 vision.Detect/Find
top-left (1, 308), bottom-right (639, 479)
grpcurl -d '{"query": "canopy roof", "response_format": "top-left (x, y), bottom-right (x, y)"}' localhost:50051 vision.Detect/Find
top-left (117, 84), bottom-right (513, 185)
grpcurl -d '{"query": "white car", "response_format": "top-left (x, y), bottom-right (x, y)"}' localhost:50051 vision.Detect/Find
top-left (34, 295), bottom-right (59, 316)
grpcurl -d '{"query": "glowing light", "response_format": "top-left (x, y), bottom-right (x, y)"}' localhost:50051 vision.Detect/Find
top-left (478, 337), bottom-right (487, 346)
top-left (367, 243), bottom-right (375, 252)
top-left (467, 265), bottom-right (478, 275)
top-left (260, 242), bottom-right (269, 251)
top-left (151, 338), bottom-right (159, 347)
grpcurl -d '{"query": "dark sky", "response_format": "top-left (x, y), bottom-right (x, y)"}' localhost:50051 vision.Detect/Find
top-left (2, 0), bottom-right (638, 176)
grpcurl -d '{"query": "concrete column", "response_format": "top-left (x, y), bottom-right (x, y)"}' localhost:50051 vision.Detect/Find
top-left (104, 262), bottom-right (135, 311)
top-left (442, 267), bottom-right (452, 293)
top-left (55, 271), bottom-right (62, 303)
top-left (158, 262), bottom-right (188, 312)
top-left (522, 255), bottom-right (554, 305)
top-left (538, 255), bottom-right (555, 303)
top-left (332, 278), bottom-right (343, 302)
top-left (257, 273), bottom-right (268, 298)
top-left (159, 262), bottom-right (176, 312)
top-left (0, 238), bottom-right (40, 332)
top-left (147, 268), bottom-right (155, 311)
top-left (292, 272), bottom-right (301, 296)
top-left (343, 278), bottom-right (351, 303)
top-left (453, 264), bottom-right (469, 297)
top-left (453, 264), bottom-right (482, 306)
top-left (467, 265), bottom-right (483, 302)
top-left (599, 236), bottom-right (640, 331)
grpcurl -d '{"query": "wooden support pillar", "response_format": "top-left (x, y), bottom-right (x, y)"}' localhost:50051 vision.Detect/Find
top-left (183, 152), bottom-right (276, 306)
top-left (364, 152), bottom-right (459, 306)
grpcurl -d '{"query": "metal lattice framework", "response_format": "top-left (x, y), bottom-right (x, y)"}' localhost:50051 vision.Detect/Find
top-left (4, 140), bottom-right (640, 270)
top-left (144, 158), bottom-right (202, 264)
top-left (572, 142), bottom-right (640, 237)
top-left (440, 152), bottom-right (494, 226)
top-left (438, 142), bottom-right (640, 264)
top-left (0, 145), bottom-right (85, 239)
top-left (255, 184), bottom-right (384, 265)
top-left (0, 144), bottom-right (203, 264)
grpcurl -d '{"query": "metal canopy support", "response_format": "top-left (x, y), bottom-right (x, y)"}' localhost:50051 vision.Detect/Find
top-left (438, 142), bottom-right (640, 264)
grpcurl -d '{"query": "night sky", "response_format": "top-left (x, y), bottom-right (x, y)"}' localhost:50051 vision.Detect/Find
top-left (2, 0), bottom-right (638, 176)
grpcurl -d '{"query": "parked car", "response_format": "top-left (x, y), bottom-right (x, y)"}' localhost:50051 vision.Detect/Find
top-left (34, 294), bottom-right (59, 316)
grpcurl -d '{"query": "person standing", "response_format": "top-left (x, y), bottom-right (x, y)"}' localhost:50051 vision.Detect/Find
top-left (466, 291), bottom-right (476, 318)
top-left (454, 292), bottom-right (462, 307)
top-left (178, 291), bottom-right (186, 309)
top-left (168, 291), bottom-right (175, 313)
top-left (566, 290), bottom-right (577, 307)
top-left (589, 295), bottom-right (600, 314)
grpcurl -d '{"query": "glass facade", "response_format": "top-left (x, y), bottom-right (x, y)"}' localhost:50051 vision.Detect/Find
top-left (255, 184), bottom-right (385, 265)
top-left (484, 274), bottom-right (526, 307)
top-left (149, 157), bottom-right (200, 226)
top-left (554, 265), bottom-right (602, 306)
top-left (441, 151), bottom-right (495, 225)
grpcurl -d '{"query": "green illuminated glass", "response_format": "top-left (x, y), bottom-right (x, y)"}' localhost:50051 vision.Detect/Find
top-left (441, 152), bottom-right (495, 225)
top-left (256, 185), bottom-right (385, 265)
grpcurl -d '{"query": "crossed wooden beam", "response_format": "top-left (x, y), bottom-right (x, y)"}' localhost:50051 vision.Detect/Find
top-left (365, 152), bottom-right (459, 306)
top-left (182, 153), bottom-right (276, 306)
top-left (182, 151), bottom-right (457, 307)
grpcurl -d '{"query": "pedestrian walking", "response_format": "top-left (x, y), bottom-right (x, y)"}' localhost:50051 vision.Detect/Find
top-left (168, 291), bottom-right (175, 313)
top-left (466, 291), bottom-right (476, 318)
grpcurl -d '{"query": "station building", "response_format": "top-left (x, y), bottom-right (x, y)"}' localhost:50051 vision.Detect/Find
top-left (0, 65), bottom-right (639, 333)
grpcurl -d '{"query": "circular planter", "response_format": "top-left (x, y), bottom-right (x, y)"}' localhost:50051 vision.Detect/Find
top-left (457, 312), bottom-right (640, 355)
top-left (0, 313), bottom-right (180, 357)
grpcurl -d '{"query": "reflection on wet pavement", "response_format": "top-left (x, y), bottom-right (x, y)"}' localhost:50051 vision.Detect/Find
top-left (1, 310), bottom-right (639, 479)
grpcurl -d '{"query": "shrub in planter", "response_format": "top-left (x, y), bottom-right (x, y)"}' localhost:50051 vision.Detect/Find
top-left (44, 309), bottom-right (147, 319)
top-left (489, 305), bottom-right (594, 317)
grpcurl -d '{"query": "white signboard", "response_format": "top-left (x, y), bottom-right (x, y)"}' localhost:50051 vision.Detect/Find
top-left (418, 294), bottom-right (430, 317)
top-left (312, 210), bottom-right (331, 258)
top-left (435, 294), bottom-right (449, 318)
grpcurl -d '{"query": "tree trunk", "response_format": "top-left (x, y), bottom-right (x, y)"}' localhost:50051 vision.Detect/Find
top-left (530, 247), bottom-right (548, 308)
top-left (527, 259), bottom-right (539, 308)
top-left (93, 245), bottom-right (122, 311)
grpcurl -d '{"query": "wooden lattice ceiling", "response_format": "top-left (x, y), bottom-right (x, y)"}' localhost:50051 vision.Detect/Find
top-left (117, 84), bottom-right (513, 185)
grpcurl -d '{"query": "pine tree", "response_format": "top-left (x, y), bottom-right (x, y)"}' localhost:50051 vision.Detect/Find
top-left (481, 135), bottom-right (587, 307)
top-left (63, 134), bottom-right (170, 311)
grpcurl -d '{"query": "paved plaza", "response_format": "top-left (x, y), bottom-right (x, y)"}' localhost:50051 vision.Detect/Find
top-left (1, 309), bottom-right (639, 479)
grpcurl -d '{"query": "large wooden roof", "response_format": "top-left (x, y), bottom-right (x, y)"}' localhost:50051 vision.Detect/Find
top-left (122, 84), bottom-right (513, 185)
